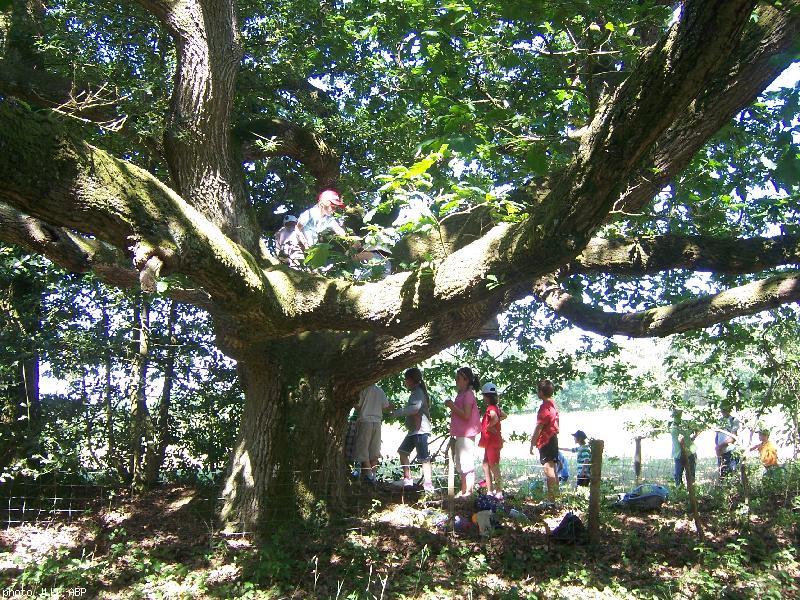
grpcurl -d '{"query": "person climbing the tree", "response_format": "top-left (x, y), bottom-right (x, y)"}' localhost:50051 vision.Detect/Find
top-left (295, 189), bottom-right (347, 254)
top-left (529, 379), bottom-right (560, 504)
top-left (478, 382), bottom-right (506, 499)
top-left (273, 214), bottom-right (304, 267)
top-left (444, 367), bottom-right (482, 498)
top-left (391, 367), bottom-right (434, 492)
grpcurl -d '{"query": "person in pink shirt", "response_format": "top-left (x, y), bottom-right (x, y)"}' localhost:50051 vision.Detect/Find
top-left (444, 366), bottom-right (482, 497)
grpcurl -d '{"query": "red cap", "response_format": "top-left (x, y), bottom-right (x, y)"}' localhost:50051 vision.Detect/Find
top-left (318, 189), bottom-right (344, 207)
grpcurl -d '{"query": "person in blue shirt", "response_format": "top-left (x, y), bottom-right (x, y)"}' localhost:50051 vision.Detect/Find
top-left (556, 451), bottom-right (570, 483)
top-left (561, 430), bottom-right (592, 487)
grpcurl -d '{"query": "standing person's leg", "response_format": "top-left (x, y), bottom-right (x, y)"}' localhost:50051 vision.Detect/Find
top-left (542, 461), bottom-right (558, 502)
top-left (463, 437), bottom-right (476, 494)
top-left (454, 437), bottom-right (466, 496)
top-left (398, 434), bottom-right (415, 485)
top-left (483, 448), bottom-right (494, 494)
top-left (353, 421), bottom-right (370, 478)
top-left (674, 457), bottom-right (685, 487)
top-left (720, 451), bottom-right (732, 477)
top-left (540, 435), bottom-right (559, 502)
top-left (486, 445), bottom-right (502, 496)
top-left (415, 434), bottom-right (434, 491)
top-left (365, 422), bottom-right (381, 481)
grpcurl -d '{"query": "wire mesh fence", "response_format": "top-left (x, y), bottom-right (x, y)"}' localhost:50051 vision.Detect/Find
top-left (2, 448), bottom-right (797, 530)
top-left (0, 474), bottom-right (124, 529)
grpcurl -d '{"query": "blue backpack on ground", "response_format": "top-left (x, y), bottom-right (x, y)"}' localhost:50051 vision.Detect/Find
top-left (616, 484), bottom-right (668, 510)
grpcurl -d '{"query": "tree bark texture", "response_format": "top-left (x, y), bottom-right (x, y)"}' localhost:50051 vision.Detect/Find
top-left (219, 351), bottom-right (352, 532)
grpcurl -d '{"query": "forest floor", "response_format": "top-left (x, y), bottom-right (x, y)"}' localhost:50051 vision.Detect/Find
top-left (1, 475), bottom-right (799, 599)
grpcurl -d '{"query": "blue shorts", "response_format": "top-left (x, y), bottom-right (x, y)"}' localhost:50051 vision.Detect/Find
top-left (398, 433), bottom-right (430, 463)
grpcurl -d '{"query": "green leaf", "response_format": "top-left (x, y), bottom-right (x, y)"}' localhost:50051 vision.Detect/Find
top-left (406, 156), bottom-right (436, 178)
top-left (303, 243), bottom-right (331, 268)
top-left (524, 147), bottom-right (549, 174)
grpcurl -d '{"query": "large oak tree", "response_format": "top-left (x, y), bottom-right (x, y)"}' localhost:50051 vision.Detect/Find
top-left (1, 0), bottom-right (800, 531)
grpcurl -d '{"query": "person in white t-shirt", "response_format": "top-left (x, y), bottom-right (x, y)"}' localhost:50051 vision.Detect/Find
top-left (715, 405), bottom-right (740, 477)
top-left (296, 189), bottom-right (347, 251)
top-left (354, 384), bottom-right (391, 483)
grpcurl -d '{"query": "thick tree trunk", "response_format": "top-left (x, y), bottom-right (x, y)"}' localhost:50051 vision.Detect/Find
top-left (219, 351), bottom-right (353, 533)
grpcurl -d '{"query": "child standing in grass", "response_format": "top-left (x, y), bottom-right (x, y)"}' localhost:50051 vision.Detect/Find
top-left (478, 382), bottom-right (507, 498)
top-left (750, 428), bottom-right (779, 473)
top-left (529, 379), bottom-right (560, 503)
top-left (561, 430), bottom-right (591, 487)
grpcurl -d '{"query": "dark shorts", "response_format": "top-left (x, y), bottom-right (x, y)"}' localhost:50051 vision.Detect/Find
top-left (398, 433), bottom-right (430, 463)
top-left (538, 434), bottom-right (559, 465)
top-left (577, 477), bottom-right (590, 487)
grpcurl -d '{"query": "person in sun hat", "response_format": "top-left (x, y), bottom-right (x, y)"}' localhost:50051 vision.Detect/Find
top-left (296, 188), bottom-right (347, 252)
top-left (478, 381), bottom-right (507, 498)
top-left (273, 214), bottom-right (304, 267)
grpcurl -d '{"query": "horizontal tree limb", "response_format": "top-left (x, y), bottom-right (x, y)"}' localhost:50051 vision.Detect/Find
top-left (534, 272), bottom-right (800, 338)
top-left (570, 233), bottom-right (800, 276)
top-left (0, 201), bottom-right (212, 307)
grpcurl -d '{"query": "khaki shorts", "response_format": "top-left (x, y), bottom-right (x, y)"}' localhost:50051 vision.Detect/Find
top-left (453, 436), bottom-right (476, 475)
top-left (354, 421), bottom-right (382, 463)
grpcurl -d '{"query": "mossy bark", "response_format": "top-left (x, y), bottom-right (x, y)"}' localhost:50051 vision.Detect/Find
top-left (218, 350), bottom-right (353, 533)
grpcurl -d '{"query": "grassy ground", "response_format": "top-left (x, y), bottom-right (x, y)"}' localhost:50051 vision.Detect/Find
top-left (1, 462), bottom-right (799, 599)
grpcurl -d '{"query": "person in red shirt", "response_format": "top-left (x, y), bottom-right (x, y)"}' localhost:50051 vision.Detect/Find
top-left (529, 379), bottom-right (560, 502)
top-left (478, 382), bottom-right (507, 498)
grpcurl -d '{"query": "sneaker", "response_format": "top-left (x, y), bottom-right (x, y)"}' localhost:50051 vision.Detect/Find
top-left (402, 478), bottom-right (414, 487)
top-left (364, 474), bottom-right (376, 485)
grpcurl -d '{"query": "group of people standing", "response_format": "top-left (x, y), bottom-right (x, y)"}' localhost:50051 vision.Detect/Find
top-left (671, 405), bottom-right (780, 487)
top-left (351, 366), bottom-right (580, 503)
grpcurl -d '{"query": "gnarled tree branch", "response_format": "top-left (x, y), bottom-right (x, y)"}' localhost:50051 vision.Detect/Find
top-left (612, 1), bottom-right (800, 216)
top-left (236, 117), bottom-right (341, 190)
top-left (534, 272), bottom-right (800, 338)
top-left (0, 201), bottom-right (211, 307)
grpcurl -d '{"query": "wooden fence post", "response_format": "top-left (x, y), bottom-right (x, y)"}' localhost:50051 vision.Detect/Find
top-left (634, 437), bottom-right (642, 485)
top-left (588, 439), bottom-right (604, 545)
